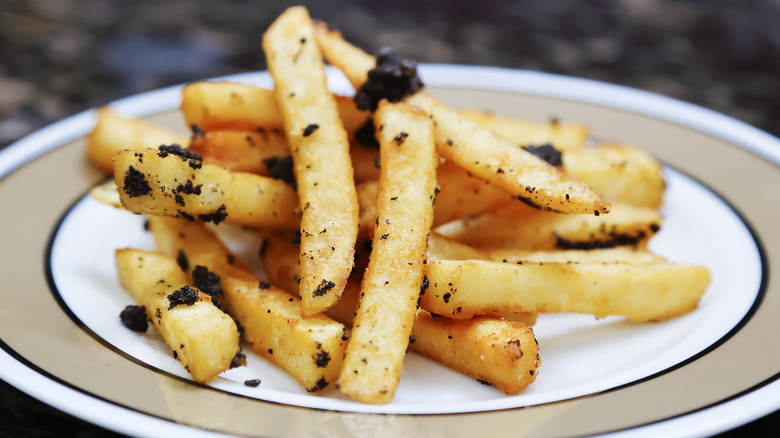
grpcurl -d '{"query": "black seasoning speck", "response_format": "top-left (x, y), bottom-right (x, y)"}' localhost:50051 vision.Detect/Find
top-left (123, 166), bottom-right (151, 198)
top-left (231, 352), bottom-right (247, 368)
top-left (420, 275), bottom-right (429, 295)
top-left (393, 132), bottom-right (409, 145)
top-left (167, 285), bottom-right (199, 309)
top-left (190, 123), bottom-right (205, 136)
top-left (175, 180), bottom-right (202, 196)
top-left (258, 281), bottom-right (271, 289)
top-left (517, 196), bottom-right (543, 210)
top-left (176, 250), bottom-right (189, 272)
top-left (244, 379), bottom-right (261, 387)
top-left (307, 377), bottom-right (329, 392)
top-left (443, 292), bottom-right (451, 303)
top-left (178, 210), bottom-right (195, 222)
top-left (198, 204), bottom-right (228, 225)
top-left (523, 144), bottom-right (562, 167)
top-left (119, 305), bottom-right (148, 332)
top-left (293, 229), bottom-right (302, 245)
top-left (192, 265), bottom-right (222, 298)
top-left (477, 379), bottom-right (493, 386)
top-left (302, 124), bottom-right (319, 137)
top-left (313, 279), bottom-right (336, 297)
top-left (158, 144), bottom-right (202, 162)
top-left (315, 351), bottom-right (331, 368)
top-left (354, 117), bottom-right (379, 147)
top-left (262, 155), bottom-right (297, 190)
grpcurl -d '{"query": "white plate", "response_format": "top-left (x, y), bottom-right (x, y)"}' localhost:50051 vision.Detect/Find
top-left (1, 65), bottom-right (779, 437)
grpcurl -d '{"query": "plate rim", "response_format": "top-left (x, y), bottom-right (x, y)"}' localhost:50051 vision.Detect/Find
top-left (1, 63), bottom-right (779, 437)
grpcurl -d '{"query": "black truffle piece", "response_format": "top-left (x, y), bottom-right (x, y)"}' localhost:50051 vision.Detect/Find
top-left (262, 155), bottom-right (297, 189)
top-left (354, 47), bottom-right (424, 111)
top-left (123, 166), bottom-right (151, 198)
top-left (302, 123), bottom-right (320, 137)
top-left (158, 144), bottom-right (202, 161)
top-left (354, 117), bottom-right (379, 148)
top-left (119, 305), bottom-right (148, 332)
top-left (522, 144), bottom-right (563, 167)
top-left (191, 265), bottom-right (222, 298)
top-left (167, 286), bottom-right (199, 309)
top-left (198, 204), bottom-right (228, 225)
top-left (312, 279), bottom-right (335, 297)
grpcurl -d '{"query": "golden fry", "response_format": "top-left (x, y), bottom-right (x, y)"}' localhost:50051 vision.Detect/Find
top-left (338, 101), bottom-right (438, 403)
top-left (564, 143), bottom-right (666, 208)
top-left (263, 6), bottom-right (359, 316)
top-left (435, 201), bottom-right (661, 250)
top-left (421, 260), bottom-right (711, 321)
top-left (407, 92), bottom-right (610, 215)
top-left (458, 108), bottom-right (588, 151)
top-left (312, 20), bottom-right (376, 90)
top-left (485, 246), bottom-right (666, 265)
top-left (113, 147), bottom-right (300, 229)
top-left (87, 107), bottom-right (189, 173)
top-left (410, 312), bottom-right (540, 394)
top-left (181, 81), bottom-right (284, 131)
top-left (115, 249), bottom-right (240, 384)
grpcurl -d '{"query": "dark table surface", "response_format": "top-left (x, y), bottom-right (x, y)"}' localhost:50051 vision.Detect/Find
top-left (2, 0), bottom-right (780, 436)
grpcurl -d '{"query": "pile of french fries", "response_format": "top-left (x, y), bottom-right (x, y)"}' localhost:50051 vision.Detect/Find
top-left (86, 6), bottom-right (711, 404)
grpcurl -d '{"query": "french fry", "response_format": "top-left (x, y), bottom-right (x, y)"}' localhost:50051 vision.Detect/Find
top-left (258, 230), bottom-right (301, 295)
top-left (425, 234), bottom-right (538, 325)
top-left (435, 201), bottom-right (661, 250)
top-left (181, 81), bottom-right (285, 131)
top-left (426, 233), bottom-right (488, 261)
top-left (421, 260), bottom-right (711, 321)
top-left (113, 147), bottom-right (299, 229)
top-left (147, 216), bottom-right (347, 392)
top-left (115, 248), bottom-right (240, 384)
top-left (564, 143), bottom-right (666, 209)
top-left (431, 160), bottom-right (514, 226)
top-left (188, 129), bottom-right (290, 175)
top-left (410, 312), bottom-right (540, 394)
top-left (312, 20), bottom-right (376, 91)
top-left (183, 81), bottom-right (370, 136)
top-left (263, 6), bottom-right (359, 316)
top-left (485, 246), bottom-right (666, 265)
top-left (355, 180), bottom-right (379, 238)
top-left (338, 101), bottom-right (438, 403)
top-left (87, 107), bottom-right (189, 173)
top-left (89, 181), bottom-right (122, 209)
top-left (350, 142), bottom-right (382, 184)
top-left (407, 92), bottom-right (611, 215)
top-left (458, 109), bottom-right (588, 152)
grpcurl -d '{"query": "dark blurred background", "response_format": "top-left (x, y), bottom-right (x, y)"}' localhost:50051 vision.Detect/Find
top-left (2, 0), bottom-right (780, 149)
top-left (1, 0), bottom-right (779, 436)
